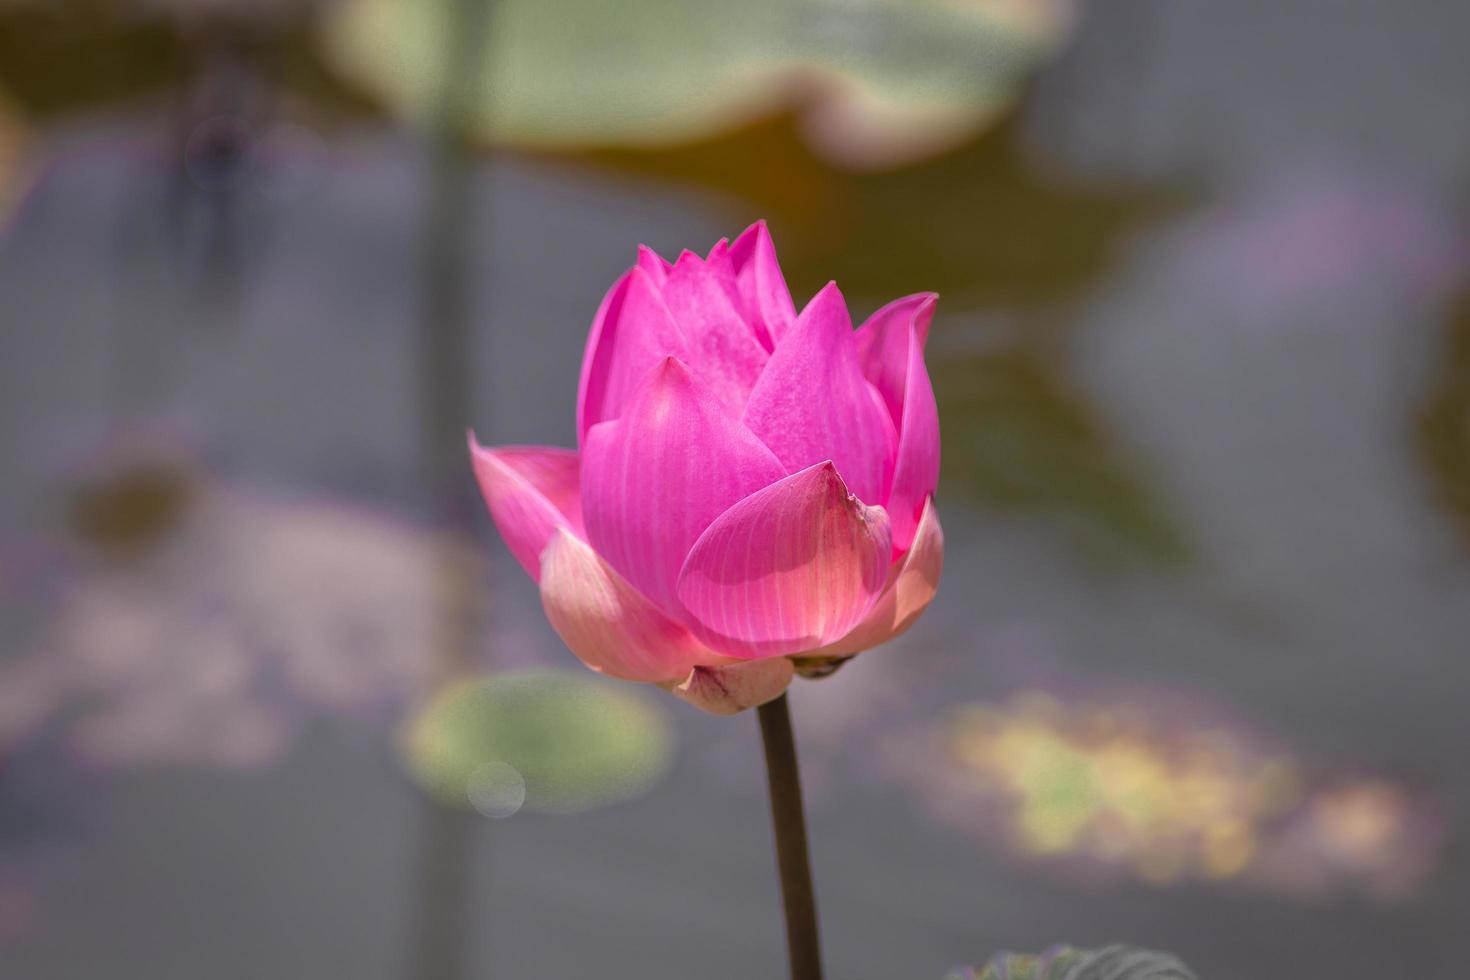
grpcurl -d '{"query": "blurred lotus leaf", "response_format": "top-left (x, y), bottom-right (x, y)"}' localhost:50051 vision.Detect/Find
top-left (0, 86), bottom-right (34, 221)
top-left (324, 0), bottom-right (1073, 169)
top-left (404, 668), bottom-right (675, 816)
top-left (949, 944), bottom-right (1197, 980)
top-left (561, 110), bottom-right (1189, 309)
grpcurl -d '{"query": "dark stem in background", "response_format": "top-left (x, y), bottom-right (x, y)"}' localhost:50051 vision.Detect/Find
top-left (758, 693), bottom-right (825, 980)
top-left (408, 1), bottom-right (494, 979)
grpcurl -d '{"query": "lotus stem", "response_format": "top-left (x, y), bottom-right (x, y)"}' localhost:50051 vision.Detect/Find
top-left (758, 692), bottom-right (825, 980)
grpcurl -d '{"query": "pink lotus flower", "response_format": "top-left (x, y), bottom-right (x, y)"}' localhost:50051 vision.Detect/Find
top-left (470, 222), bottom-right (942, 714)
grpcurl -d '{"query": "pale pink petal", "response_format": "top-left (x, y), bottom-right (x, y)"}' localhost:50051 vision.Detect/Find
top-left (742, 283), bottom-right (895, 504)
top-left (666, 659), bottom-right (795, 716)
top-left (539, 529), bottom-right (720, 683)
top-left (468, 437), bottom-right (583, 582)
top-left (576, 266), bottom-right (687, 441)
top-left (659, 250), bottom-right (769, 411)
top-left (677, 461), bottom-right (892, 658)
top-left (729, 220), bottom-right (797, 347)
top-left (581, 357), bottom-right (788, 620)
top-left (855, 292), bottom-right (937, 421)
top-left (816, 497), bottom-right (943, 658)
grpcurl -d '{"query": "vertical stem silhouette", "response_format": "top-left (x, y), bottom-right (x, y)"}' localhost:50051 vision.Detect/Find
top-left (409, 2), bottom-right (493, 979)
top-left (758, 693), bottom-right (824, 980)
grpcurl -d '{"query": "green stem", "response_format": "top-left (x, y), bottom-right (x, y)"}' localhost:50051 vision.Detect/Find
top-left (757, 693), bottom-right (825, 980)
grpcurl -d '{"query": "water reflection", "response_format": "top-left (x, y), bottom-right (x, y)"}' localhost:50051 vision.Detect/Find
top-left (0, 744), bottom-right (95, 943)
top-left (2, 441), bottom-right (490, 769)
top-left (1165, 166), bottom-right (1465, 330)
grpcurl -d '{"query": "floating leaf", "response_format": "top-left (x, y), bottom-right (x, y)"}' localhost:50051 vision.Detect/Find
top-left (324, 0), bottom-right (1073, 169)
top-left (950, 944), bottom-right (1197, 980)
top-left (404, 668), bottom-right (676, 816)
top-left (905, 688), bottom-right (1443, 899)
top-left (560, 110), bottom-right (1190, 308)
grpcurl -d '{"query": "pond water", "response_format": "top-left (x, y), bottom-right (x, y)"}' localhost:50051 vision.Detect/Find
top-left (1, 1), bottom-right (1468, 978)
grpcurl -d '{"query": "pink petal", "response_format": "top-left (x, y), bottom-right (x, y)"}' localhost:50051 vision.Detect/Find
top-left (676, 461), bottom-right (893, 658)
top-left (741, 282), bottom-right (896, 504)
top-left (581, 357), bottom-right (788, 620)
top-left (637, 244), bottom-right (671, 286)
top-left (539, 529), bottom-right (720, 683)
top-left (816, 497), bottom-right (943, 658)
top-left (468, 437), bottom-right (583, 582)
top-left (704, 237), bottom-right (764, 346)
top-left (666, 659), bottom-right (795, 716)
top-left (659, 250), bottom-right (769, 411)
top-left (855, 293), bottom-right (941, 552)
top-left (890, 328), bottom-right (941, 553)
top-left (729, 220), bottom-right (797, 347)
top-left (576, 266), bottom-right (687, 442)
top-left (855, 292), bottom-right (937, 421)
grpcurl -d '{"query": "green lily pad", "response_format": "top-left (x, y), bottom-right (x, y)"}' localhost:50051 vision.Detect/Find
top-left (403, 668), bottom-right (676, 816)
top-left (950, 944), bottom-right (1197, 980)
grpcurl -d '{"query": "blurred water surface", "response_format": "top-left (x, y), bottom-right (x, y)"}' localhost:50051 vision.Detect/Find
top-left (2, 1), bottom-right (1469, 978)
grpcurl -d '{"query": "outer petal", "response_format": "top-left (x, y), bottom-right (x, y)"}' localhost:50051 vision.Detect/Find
top-left (576, 266), bottom-right (688, 441)
top-left (468, 436), bottom-right (583, 582)
top-left (889, 335), bottom-right (940, 552)
top-left (676, 461), bottom-right (892, 658)
top-left (539, 529), bottom-right (719, 683)
top-left (729, 220), bottom-right (797, 347)
top-left (667, 659), bottom-right (794, 716)
top-left (581, 357), bottom-right (788, 620)
top-left (742, 282), bottom-right (895, 504)
top-left (659, 250), bottom-right (769, 411)
top-left (855, 292), bottom-right (937, 421)
top-left (815, 497), bottom-right (943, 658)
top-left (855, 293), bottom-right (940, 553)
